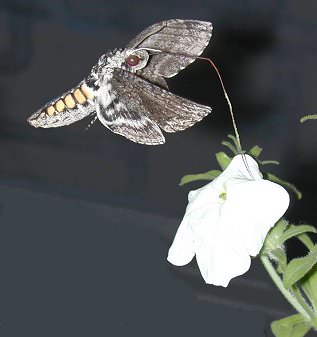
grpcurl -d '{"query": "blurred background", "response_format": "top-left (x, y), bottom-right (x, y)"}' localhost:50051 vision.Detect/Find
top-left (0, 1), bottom-right (317, 336)
top-left (0, 0), bottom-right (317, 218)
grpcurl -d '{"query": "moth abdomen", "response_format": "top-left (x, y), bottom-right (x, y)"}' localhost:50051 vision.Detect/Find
top-left (27, 81), bottom-right (96, 128)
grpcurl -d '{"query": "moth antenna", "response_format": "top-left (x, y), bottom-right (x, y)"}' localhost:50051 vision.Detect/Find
top-left (84, 114), bottom-right (98, 132)
top-left (133, 47), bottom-right (163, 54)
top-left (197, 56), bottom-right (254, 179)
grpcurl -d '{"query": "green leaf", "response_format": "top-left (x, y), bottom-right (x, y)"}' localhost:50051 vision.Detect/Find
top-left (297, 234), bottom-right (315, 251)
top-left (300, 114), bottom-right (317, 123)
top-left (248, 145), bottom-right (263, 158)
top-left (283, 245), bottom-right (317, 289)
top-left (270, 219), bottom-right (289, 238)
top-left (227, 134), bottom-right (241, 151)
top-left (265, 173), bottom-right (302, 200)
top-left (301, 266), bottom-right (317, 314)
top-left (179, 170), bottom-right (221, 186)
top-left (260, 160), bottom-right (280, 165)
top-left (280, 224), bottom-right (317, 244)
top-left (221, 141), bottom-right (239, 155)
top-left (270, 248), bottom-right (287, 273)
top-left (215, 152), bottom-right (232, 170)
top-left (271, 314), bottom-right (311, 337)
top-left (263, 219), bottom-right (289, 252)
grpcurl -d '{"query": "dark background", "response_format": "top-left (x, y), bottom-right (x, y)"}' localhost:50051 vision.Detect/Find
top-left (0, 1), bottom-right (317, 336)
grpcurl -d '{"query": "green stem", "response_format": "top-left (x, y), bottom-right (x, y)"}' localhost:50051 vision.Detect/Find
top-left (291, 284), bottom-right (315, 320)
top-left (260, 255), bottom-right (311, 320)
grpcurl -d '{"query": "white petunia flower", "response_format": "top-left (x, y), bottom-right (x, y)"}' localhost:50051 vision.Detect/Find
top-left (167, 155), bottom-right (290, 287)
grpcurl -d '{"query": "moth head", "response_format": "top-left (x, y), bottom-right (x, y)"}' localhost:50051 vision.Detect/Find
top-left (124, 49), bottom-right (149, 71)
top-left (94, 49), bottom-right (150, 79)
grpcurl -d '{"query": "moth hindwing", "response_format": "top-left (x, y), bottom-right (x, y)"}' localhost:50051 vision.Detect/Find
top-left (27, 19), bottom-right (213, 145)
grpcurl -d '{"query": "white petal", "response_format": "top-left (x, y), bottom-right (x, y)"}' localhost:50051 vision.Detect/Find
top-left (167, 154), bottom-right (290, 287)
top-left (183, 155), bottom-right (262, 216)
top-left (212, 155), bottom-right (263, 186)
top-left (196, 174), bottom-right (289, 285)
top-left (167, 215), bottom-right (195, 266)
top-left (223, 179), bottom-right (290, 256)
top-left (168, 186), bottom-right (221, 266)
top-left (191, 205), bottom-right (252, 286)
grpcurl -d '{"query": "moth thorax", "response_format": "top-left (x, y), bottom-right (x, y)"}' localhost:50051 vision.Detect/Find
top-left (124, 49), bottom-right (149, 71)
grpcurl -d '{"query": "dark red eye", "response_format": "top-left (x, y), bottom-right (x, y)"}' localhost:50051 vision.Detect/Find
top-left (126, 55), bottom-right (141, 67)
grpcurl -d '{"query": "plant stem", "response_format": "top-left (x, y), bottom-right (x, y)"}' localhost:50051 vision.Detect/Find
top-left (260, 255), bottom-right (311, 320)
top-left (291, 285), bottom-right (315, 320)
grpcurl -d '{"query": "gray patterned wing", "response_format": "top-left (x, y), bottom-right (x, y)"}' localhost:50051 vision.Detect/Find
top-left (126, 19), bottom-right (212, 79)
top-left (110, 68), bottom-right (212, 133)
top-left (96, 85), bottom-right (165, 145)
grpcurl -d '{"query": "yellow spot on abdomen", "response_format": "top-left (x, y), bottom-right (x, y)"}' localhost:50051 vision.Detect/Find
top-left (40, 112), bottom-right (46, 118)
top-left (55, 100), bottom-right (65, 112)
top-left (81, 83), bottom-right (94, 100)
top-left (74, 88), bottom-right (86, 104)
top-left (64, 94), bottom-right (76, 108)
top-left (47, 106), bottom-right (55, 116)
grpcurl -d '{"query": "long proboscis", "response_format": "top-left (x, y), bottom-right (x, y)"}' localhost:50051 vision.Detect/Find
top-left (135, 47), bottom-right (254, 179)
top-left (196, 56), bottom-right (253, 179)
top-left (141, 47), bottom-right (253, 178)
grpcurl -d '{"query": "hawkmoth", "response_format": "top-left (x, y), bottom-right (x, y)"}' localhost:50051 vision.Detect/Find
top-left (27, 19), bottom-right (213, 145)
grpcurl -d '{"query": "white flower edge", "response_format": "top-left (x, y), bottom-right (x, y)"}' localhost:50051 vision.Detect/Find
top-left (167, 155), bottom-right (290, 287)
